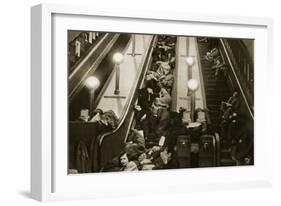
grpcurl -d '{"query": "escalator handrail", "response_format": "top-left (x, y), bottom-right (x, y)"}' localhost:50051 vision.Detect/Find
top-left (214, 132), bottom-right (220, 166)
top-left (98, 36), bottom-right (158, 146)
top-left (220, 39), bottom-right (254, 120)
top-left (211, 135), bottom-right (217, 166)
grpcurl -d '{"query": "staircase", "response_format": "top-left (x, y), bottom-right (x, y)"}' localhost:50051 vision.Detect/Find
top-left (197, 39), bottom-right (236, 166)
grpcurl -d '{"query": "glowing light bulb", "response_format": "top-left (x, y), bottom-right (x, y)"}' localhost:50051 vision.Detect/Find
top-left (187, 79), bottom-right (199, 92)
top-left (85, 76), bottom-right (100, 90)
top-left (113, 52), bottom-right (124, 64)
top-left (186, 56), bottom-right (195, 66)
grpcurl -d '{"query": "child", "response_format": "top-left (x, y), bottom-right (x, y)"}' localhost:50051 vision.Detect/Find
top-left (119, 152), bottom-right (138, 172)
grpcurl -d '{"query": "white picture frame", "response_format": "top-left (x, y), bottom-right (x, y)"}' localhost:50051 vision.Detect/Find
top-left (31, 3), bottom-right (274, 202)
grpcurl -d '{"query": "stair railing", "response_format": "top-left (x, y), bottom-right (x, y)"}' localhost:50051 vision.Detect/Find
top-left (220, 39), bottom-right (254, 113)
top-left (220, 39), bottom-right (254, 120)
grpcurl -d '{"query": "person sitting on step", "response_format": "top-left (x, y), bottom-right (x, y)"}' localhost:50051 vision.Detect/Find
top-left (211, 58), bottom-right (228, 80)
top-left (220, 91), bottom-right (240, 115)
top-left (203, 47), bottom-right (219, 62)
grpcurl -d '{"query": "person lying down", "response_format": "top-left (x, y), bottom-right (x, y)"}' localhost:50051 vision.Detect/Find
top-left (101, 129), bottom-right (172, 172)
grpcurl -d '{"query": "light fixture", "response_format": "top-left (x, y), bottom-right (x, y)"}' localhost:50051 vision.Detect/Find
top-left (187, 79), bottom-right (199, 122)
top-left (186, 56), bottom-right (195, 67)
top-left (113, 52), bottom-right (124, 95)
top-left (85, 76), bottom-right (100, 90)
top-left (112, 52), bottom-right (124, 65)
top-left (85, 76), bottom-right (100, 115)
top-left (187, 79), bottom-right (199, 92)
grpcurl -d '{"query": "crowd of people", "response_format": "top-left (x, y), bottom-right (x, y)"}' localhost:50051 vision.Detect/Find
top-left (220, 91), bottom-right (241, 143)
top-left (72, 35), bottom-right (181, 173)
top-left (220, 91), bottom-right (253, 165)
top-left (200, 37), bottom-right (253, 165)
top-left (69, 108), bottom-right (119, 173)
top-left (202, 39), bottom-right (228, 80)
top-left (102, 35), bottom-right (195, 172)
top-left (71, 36), bottom-right (254, 173)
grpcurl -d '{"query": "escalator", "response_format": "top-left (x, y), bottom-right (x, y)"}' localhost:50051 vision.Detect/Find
top-left (69, 35), bottom-right (254, 173)
top-left (197, 38), bottom-right (254, 166)
top-left (197, 39), bottom-right (234, 165)
top-left (97, 36), bottom-right (219, 171)
top-left (94, 36), bottom-right (158, 171)
top-left (69, 35), bottom-right (157, 173)
top-left (219, 39), bottom-right (254, 166)
top-left (97, 36), bottom-right (213, 171)
top-left (197, 40), bottom-right (231, 132)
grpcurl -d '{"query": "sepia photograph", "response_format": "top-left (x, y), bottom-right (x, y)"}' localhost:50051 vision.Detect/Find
top-left (67, 31), bottom-right (254, 174)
